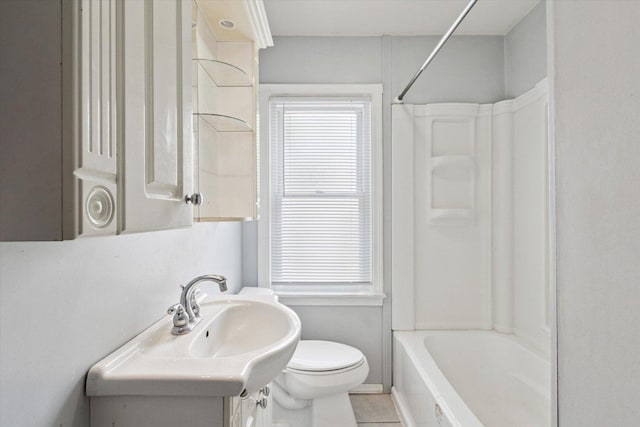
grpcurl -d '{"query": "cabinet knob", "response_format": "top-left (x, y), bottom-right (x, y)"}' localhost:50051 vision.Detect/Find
top-left (256, 397), bottom-right (268, 409)
top-left (185, 193), bottom-right (203, 206)
top-left (259, 386), bottom-right (270, 397)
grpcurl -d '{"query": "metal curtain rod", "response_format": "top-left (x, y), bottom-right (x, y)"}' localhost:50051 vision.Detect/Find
top-left (394, 0), bottom-right (479, 103)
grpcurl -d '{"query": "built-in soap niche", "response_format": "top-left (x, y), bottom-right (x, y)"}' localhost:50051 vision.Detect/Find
top-left (426, 115), bottom-right (478, 225)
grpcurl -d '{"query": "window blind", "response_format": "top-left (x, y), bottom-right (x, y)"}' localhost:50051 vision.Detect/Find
top-left (270, 98), bottom-right (372, 286)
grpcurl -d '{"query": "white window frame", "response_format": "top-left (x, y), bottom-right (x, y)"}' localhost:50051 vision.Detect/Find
top-left (258, 84), bottom-right (384, 306)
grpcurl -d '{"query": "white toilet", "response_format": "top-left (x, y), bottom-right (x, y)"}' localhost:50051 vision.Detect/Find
top-left (237, 288), bottom-right (368, 427)
top-left (272, 340), bottom-right (369, 427)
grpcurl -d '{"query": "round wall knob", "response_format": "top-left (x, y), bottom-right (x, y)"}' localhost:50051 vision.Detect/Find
top-left (185, 193), bottom-right (203, 206)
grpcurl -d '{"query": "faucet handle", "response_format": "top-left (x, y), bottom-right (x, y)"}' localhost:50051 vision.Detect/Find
top-left (167, 303), bottom-right (182, 315)
top-left (191, 288), bottom-right (203, 301)
top-left (189, 290), bottom-right (202, 322)
top-left (167, 303), bottom-right (189, 328)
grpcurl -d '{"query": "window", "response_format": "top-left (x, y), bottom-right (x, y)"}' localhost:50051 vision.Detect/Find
top-left (258, 85), bottom-right (383, 305)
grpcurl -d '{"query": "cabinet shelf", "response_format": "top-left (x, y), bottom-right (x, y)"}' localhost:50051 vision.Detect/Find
top-left (195, 113), bottom-right (252, 132)
top-left (194, 58), bottom-right (252, 87)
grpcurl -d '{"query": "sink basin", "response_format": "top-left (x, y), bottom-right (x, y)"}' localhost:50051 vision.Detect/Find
top-left (86, 294), bottom-right (301, 397)
top-left (189, 301), bottom-right (294, 358)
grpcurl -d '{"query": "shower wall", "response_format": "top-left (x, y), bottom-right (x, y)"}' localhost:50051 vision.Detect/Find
top-left (392, 81), bottom-right (550, 353)
top-left (496, 82), bottom-right (550, 353)
top-left (393, 103), bottom-right (494, 330)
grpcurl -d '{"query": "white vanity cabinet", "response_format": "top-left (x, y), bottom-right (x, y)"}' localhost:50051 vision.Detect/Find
top-left (90, 390), bottom-right (273, 427)
top-left (228, 385), bottom-right (273, 427)
top-left (86, 292), bottom-right (299, 427)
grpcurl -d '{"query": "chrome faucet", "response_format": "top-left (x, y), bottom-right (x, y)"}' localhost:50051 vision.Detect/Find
top-left (167, 274), bottom-right (228, 335)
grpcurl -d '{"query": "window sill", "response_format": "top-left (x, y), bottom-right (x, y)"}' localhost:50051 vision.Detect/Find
top-left (275, 293), bottom-right (386, 307)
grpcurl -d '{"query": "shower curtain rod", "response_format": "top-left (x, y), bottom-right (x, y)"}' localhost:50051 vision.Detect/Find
top-left (393, 0), bottom-right (479, 104)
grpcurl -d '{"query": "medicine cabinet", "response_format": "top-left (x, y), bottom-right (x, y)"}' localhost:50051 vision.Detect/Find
top-left (0, 0), bottom-right (271, 241)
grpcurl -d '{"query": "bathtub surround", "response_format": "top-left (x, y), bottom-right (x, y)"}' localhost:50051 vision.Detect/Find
top-left (392, 103), bottom-right (494, 330)
top-left (391, 79), bottom-right (550, 426)
top-left (0, 222), bottom-right (243, 427)
top-left (391, 81), bottom-right (549, 351)
top-left (549, 1), bottom-right (640, 425)
top-left (508, 83), bottom-right (550, 351)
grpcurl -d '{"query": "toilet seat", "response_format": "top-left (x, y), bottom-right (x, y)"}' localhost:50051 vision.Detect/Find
top-left (287, 340), bottom-right (365, 373)
top-left (286, 358), bottom-right (366, 376)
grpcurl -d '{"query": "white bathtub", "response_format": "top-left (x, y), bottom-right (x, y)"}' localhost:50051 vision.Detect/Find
top-left (392, 331), bottom-right (550, 427)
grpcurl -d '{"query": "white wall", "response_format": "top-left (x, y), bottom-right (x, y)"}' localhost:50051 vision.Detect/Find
top-left (251, 35), bottom-right (506, 389)
top-left (549, 1), bottom-right (640, 425)
top-left (0, 223), bottom-right (243, 427)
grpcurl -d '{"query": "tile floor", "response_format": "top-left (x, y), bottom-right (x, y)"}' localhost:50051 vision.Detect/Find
top-left (349, 394), bottom-right (403, 427)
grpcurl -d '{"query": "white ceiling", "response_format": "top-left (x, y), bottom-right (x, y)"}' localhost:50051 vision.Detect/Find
top-left (263, 0), bottom-right (540, 36)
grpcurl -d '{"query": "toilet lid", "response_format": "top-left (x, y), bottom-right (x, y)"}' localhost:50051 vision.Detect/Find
top-left (288, 340), bottom-right (364, 372)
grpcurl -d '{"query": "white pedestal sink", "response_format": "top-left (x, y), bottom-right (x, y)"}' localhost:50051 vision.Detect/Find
top-left (86, 294), bottom-right (301, 427)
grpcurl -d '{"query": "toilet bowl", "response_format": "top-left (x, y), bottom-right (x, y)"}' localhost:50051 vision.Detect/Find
top-left (273, 340), bottom-right (369, 427)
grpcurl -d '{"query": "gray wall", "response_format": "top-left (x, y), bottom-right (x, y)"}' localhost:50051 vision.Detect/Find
top-left (549, 1), bottom-right (640, 425)
top-left (258, 36), bottom-right (383, 84)
top-left (391, 36), bottom-right (505, 104)
top-left (251, 35), bottom-right (507, 389)
top-left (0, 223), bottom-right (243, 427)
top-left (0, 0), bottom-right (63, 240)
top-left (293, 306), bottom-right (383, 386)
top-left (505, 1), bottom-right (547, 98)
